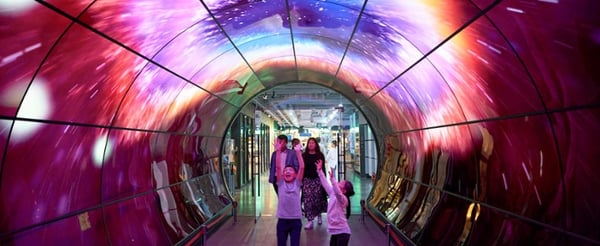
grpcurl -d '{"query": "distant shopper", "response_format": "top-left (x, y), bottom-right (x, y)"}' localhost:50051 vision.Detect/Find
top-left (316, 137), bottom-right (326, 154)
top-left (326, 140), bottom-right (339, 172)
top-left (301, 137), bottom-right (328, 229)
top-left (270, 135), bottom-right (300, 195)
top-left (315, 159), bottom-right (355, 246)
top-left (292, 138), bottom-right (301, 150)
top-left (276, 144), bottom-right (305, 246)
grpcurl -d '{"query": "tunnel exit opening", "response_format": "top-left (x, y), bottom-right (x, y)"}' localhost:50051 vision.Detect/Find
top-left (220, 82), bottom-right (380, 221)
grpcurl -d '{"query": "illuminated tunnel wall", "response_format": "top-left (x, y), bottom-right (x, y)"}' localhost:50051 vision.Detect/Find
top-left (1, 0), bottom-right (599, 245)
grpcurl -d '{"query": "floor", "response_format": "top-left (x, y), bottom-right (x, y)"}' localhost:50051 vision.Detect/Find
top-left (206, 165), bottom-right (390, 246)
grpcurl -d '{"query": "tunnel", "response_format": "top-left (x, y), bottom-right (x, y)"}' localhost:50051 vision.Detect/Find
top-left (1, 0), bottom-right (599, 245)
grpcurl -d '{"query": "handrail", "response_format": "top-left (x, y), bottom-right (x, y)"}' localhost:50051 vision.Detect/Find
top-left (360, 200), bottom-right (366, 224)
top-left (364, 204), bottom-right (414, 246)
top-left (181, 203), bottom-right (235, 246)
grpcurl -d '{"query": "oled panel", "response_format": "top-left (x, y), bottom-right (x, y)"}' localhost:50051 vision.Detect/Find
top-left (0, 0), bottom-right (599, 245)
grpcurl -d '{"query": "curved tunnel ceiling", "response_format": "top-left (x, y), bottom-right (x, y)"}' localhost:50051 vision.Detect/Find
top-left (1, 0), bottom-right (599, 244)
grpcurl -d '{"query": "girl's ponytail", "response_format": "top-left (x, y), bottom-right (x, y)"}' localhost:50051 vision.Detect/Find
top-left (343, 181), bottom-right (355, 218)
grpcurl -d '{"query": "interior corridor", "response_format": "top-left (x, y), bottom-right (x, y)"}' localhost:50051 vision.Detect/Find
top-left (206, 165), bottom-right (389, 245)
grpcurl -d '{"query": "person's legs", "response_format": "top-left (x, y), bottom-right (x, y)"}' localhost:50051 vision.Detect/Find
top-left (303, 178), bottom-right (323, 229)
top-left (337, 233), bottom-right (350, 246)
top-left (330, 234), bottom-right (337, 246)
top-left (289, 219), bottom-right (302, 246)
top-left (319, 186), bottom-right (327, 225)
top-left (329, 233), bottom-right (350, 246)
top-left (276, 219), bottom-right (288, 246)
top-left (304, 219), bottom-right (313, 229)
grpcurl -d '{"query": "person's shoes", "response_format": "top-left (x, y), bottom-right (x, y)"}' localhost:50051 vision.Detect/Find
top-left (304, 221), bottom-right (313, 229)
top-left (317, 215), bottom-right (322, 225)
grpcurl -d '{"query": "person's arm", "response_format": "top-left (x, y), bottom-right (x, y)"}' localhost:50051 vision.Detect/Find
top-left (316, 159), bottom-right (333, 195)
top-left (270, 151), bottom-right (276, 183)
top-left (274, 141), bottom-right (282, 183)
top-left (329, 169), bottom-right (348, 208)
top-left (290, 149), bottom-right (300, 170)
top-left (294, 144), bottom-right (305, 181)
top-left (276, 157), bottom-right (283, 184)
top-left (320, 154), bottom-right (327, 176)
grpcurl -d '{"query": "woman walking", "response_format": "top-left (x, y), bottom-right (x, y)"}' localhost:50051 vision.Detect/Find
top-left (301, 137), bottom-right (328, 229)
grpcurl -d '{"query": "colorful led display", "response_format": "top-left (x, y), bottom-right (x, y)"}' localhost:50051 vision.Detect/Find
top-left (0, 0), bottom-right (599, 244)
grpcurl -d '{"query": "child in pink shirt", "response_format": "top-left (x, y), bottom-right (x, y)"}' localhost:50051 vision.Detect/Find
top-left (316, 159), bottom-right (355, 246)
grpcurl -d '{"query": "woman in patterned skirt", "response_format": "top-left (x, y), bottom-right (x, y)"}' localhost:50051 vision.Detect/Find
top-left (301, 137), bottom-right (328, 229)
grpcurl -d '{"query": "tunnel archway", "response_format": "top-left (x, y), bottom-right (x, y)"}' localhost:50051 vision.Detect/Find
top-left (1, 1), bottom-right (599, 245)
top-left (220, 81), bottom-right (383, 224)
